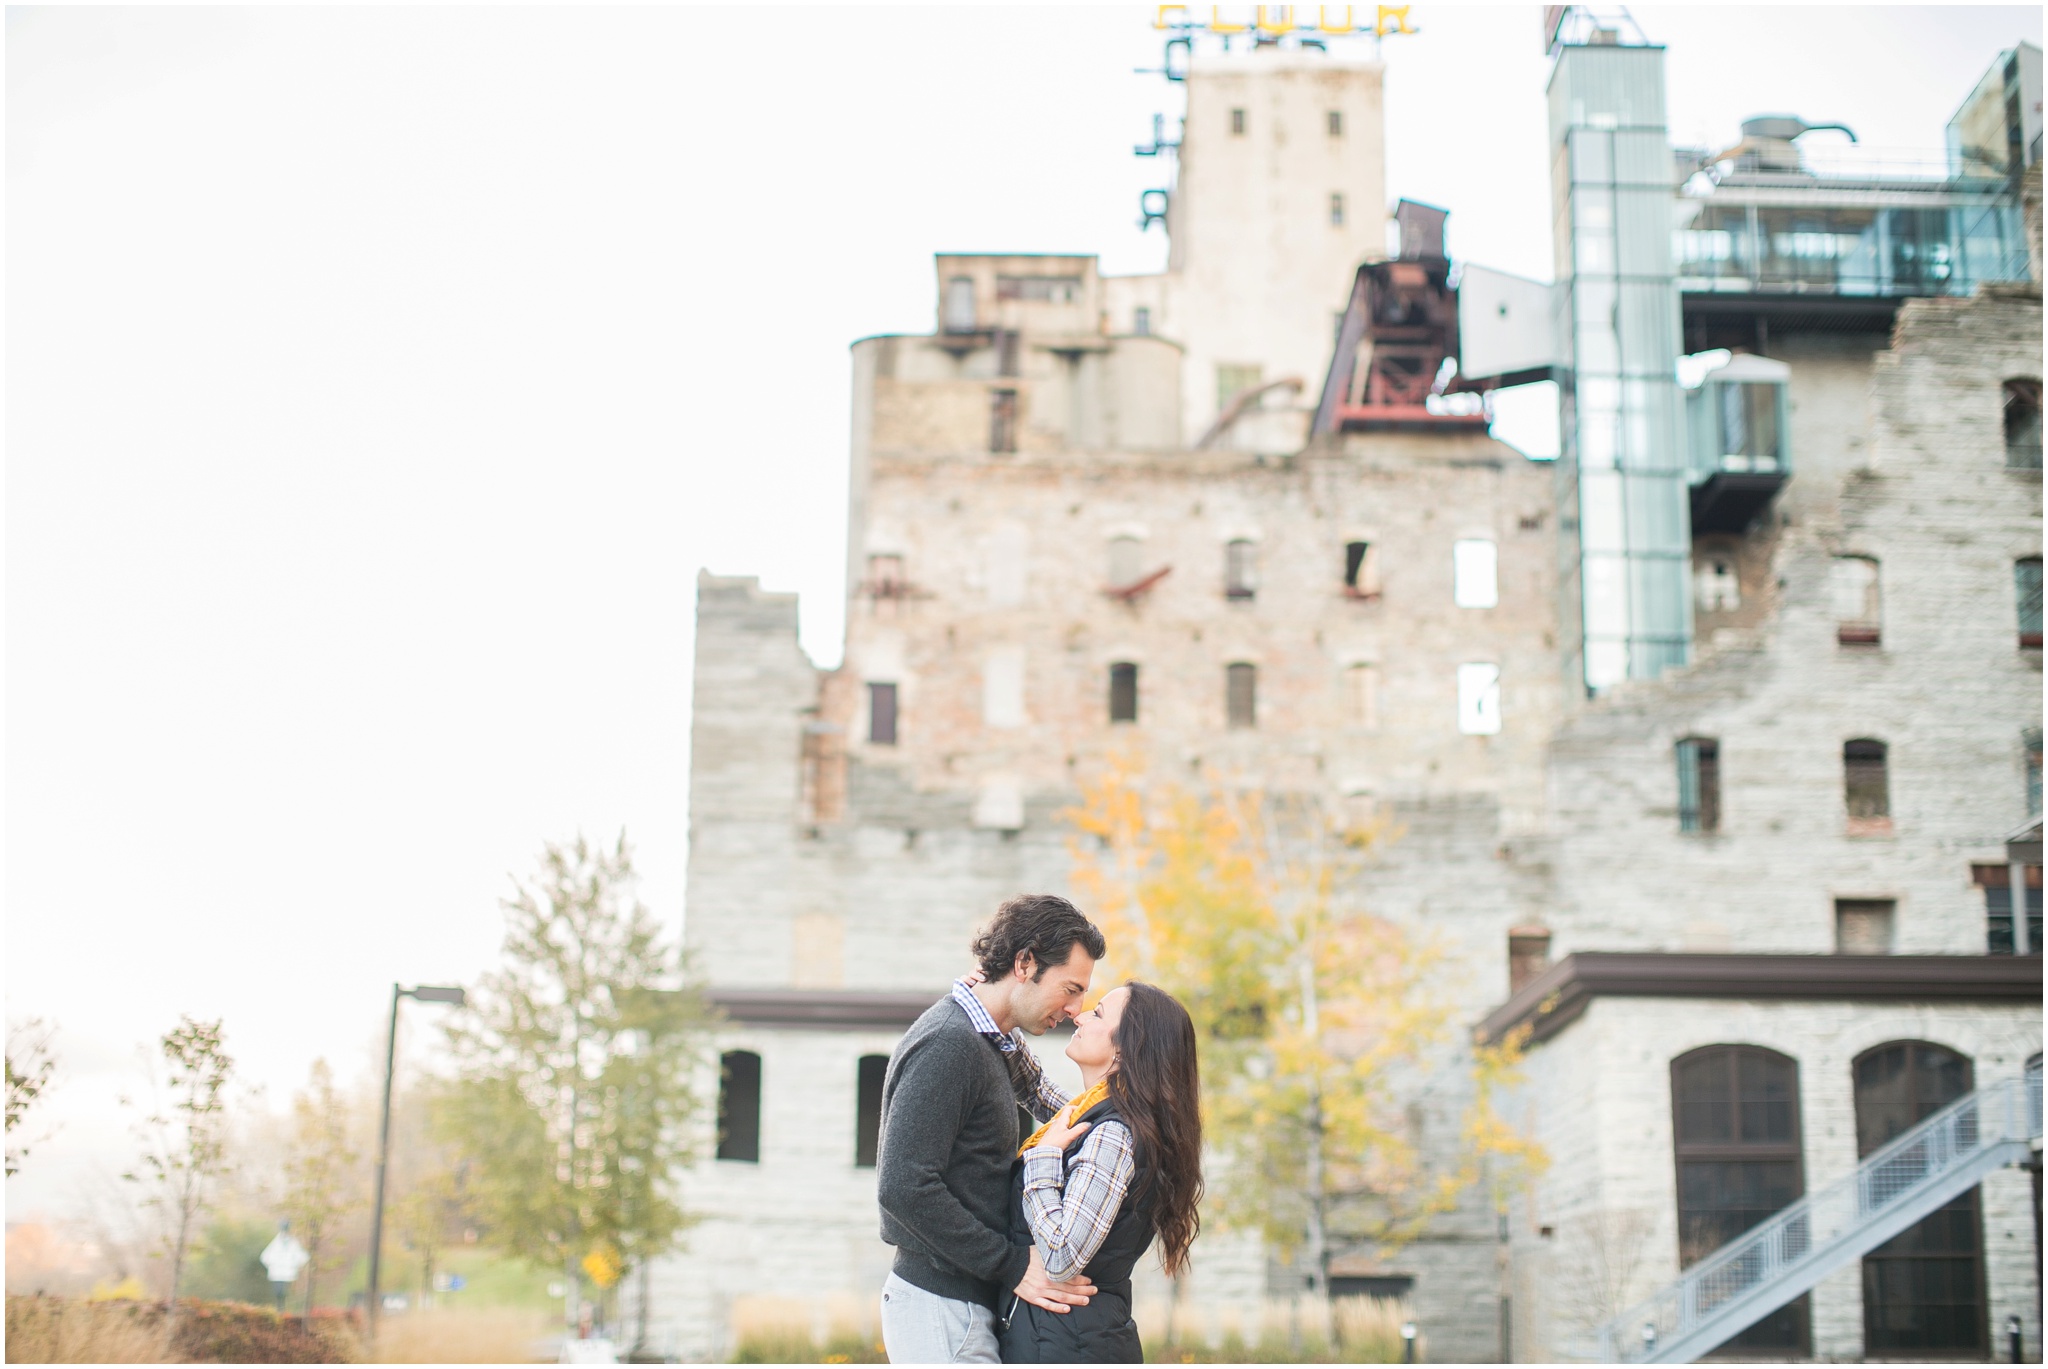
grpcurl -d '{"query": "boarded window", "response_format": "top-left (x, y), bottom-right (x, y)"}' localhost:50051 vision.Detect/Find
top-left (1344, 663), bottom-right (1379, 729)
top-left (1226, 662), bottom-right (1257, 729)
top-left (1834, 899), bottom-right (1895, 954)
top-left (855, 1055), bottom-right (887, 1168)
top-left (1327, 109), bottom-right (1344, 137)
top-left (1676, 737), bottom-right (1720, 834)
top-left (989, 388), bottom-right (1019, 454)
top-left (1453, 539), bottom-right (1499, 608)
top-left (1670, 1046), bottom-right (1810, 1355)
top-left (986, 522), bottom-right (1027, 606)
top-left (1457, 663), bottom-right (1502, 736)
top-left (867, 682), bottom-right (898, 745)
top-left (1831, 556), bottom-right (1881, 645)
top-left (1133, 306), bottom-right (1152, 336)
top-left (716, 1050), bottom-right (762, 1163)
top-left (1225, 539), bottom-right (1257, 599)
top-left (995, 328), bottom-right (1021, 377)
top-left (1230, 107), bottom-right (1246, 135)
top-left (2004, 378), bottom-right (2042, 468)
top-left (1507, 927), bottom-right (1551, 994)
top-left (1108, 535), bottom-right (1144, 588)
top-left (1109, 662), bottom-right (1138, 724)
top-left (943, 276), bottom-right (976, 333)
top-left (983, 647), bottom-right (1024, 729)
top-left (1844, 739), bottom-right (1889, 823)
top-left (1330, 192), bottom-right (1345, 227)
top-left (1974, 863), bottom-right (2043, 955)
top-left (1854, 1043), bottom-right (1984, 1354)
top-left (2017, 557), bottom-right (2043, 647)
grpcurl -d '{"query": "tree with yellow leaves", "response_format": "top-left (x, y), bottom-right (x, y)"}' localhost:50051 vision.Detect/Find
top-left (1062, 750), bottom-right (1543, 1331)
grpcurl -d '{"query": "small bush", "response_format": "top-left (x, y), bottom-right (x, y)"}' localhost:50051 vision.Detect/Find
top-left (3, 1294), bottom-right (359, 1364)
top-left (729, 1295), bottom-right (885, 1364)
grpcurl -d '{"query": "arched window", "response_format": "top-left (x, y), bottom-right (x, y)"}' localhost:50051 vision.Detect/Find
top-left (1670, 1046), bottom-right (1809, 1355)
top-left (716, 1050), bottom-right (762, 1163)
top-left (1226, 662), bottom-right (1257, 729)
top-left (1107, 535), bottom-right (1144, 589)
top-left (1225, 539), bottom-right (1257, 600)
top-left (855, 1055), bottom-right (888, 1168)
top-left (1853, 1042), bottom-right (1984, 1354)
top-left (1844, 739), bottom-right (1891, 833)
top-left (2004, 378), bottom-right (2041, 468)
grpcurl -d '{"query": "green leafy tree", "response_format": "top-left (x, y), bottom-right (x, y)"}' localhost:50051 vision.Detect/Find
top-left (6, 1017), bottom-right (59, 1177)
top-left (440, 832), bottom-right (716, 1325)
top-left (1064, 753), bottom-right (1544, 1338)
top-left (124, 1017), bottom-right (236, 1303)
top-left (283, 1058), bottom-right (360, 1314)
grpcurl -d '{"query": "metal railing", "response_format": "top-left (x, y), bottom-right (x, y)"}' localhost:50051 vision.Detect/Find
top-left (1589, 1062), bottom-right (2043, 1364)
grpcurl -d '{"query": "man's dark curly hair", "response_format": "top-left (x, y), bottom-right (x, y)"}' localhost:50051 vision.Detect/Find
top-left (971, 894), bottom-right (1106, 981)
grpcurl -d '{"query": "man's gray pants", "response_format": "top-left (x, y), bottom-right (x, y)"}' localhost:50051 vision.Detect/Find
top-left (879, 1272), bottom-right (1000, 1364)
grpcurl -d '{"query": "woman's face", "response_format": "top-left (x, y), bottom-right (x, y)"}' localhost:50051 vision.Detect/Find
top-left (1065, 986), bottom-right (1128, 1073)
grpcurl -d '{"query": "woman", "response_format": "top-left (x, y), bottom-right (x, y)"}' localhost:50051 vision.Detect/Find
top-left (997, 981), bottom-right (1202, 1364)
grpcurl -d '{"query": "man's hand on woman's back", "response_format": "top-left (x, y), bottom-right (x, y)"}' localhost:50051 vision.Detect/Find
top-left (1012, 1246), bottom-right (1095, 1314)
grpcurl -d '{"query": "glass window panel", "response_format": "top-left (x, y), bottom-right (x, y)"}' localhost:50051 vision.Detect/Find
top-left (1570, 130), bottom-right (1613, 184)
top-left (1453, 539), bottom-right (1499, 608)
top-left (1615, 188), bottom-right (1674, 276)
top-left (1579, 471), bottom-right (1627, 553)
top-left (1457, 662), bottom-right (1502, 735)
top-left (1582, 554), bottom-right (1630, 634)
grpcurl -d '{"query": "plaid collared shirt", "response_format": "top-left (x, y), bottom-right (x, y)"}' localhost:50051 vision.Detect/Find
top-left (948, 979), bottom-right (1130, 1282)
top-left (1019, 1117), bottom-right (1137, 1283)
top-left (950, 978), bottom-right (1069, 1123)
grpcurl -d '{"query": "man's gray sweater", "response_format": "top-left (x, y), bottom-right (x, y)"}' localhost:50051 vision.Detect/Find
top-left (876, 997), bottom-right (1033, 1308)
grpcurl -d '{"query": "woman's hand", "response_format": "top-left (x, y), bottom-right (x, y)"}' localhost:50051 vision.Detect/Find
top-left (1036, 1106), bottom-right (1092, 1152)
top-left (961, 967), bottom-right (987, 987)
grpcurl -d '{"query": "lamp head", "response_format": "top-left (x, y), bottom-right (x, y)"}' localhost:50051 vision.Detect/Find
top-left (408, 985), bottom-right (467, 1005)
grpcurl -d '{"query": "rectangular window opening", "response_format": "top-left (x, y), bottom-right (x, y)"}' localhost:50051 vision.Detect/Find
top-left (1109, 662), bottom-right (1139, 724)
top-left (867, 682), bottom-right (898, 745)
top-left (855, 1055), bottom-right (887, 1168)
top-left (1344, 663), bottom-right (1380, 730)
top-left (1453, 539), bottom-right (1499, 608)
top-left (989, 388), bottom-right (1019, 454)
top-left (2017, 557), bottom-right (2042, 648)
top-left (1975, 863), bottom-right (2043, 955)
top-left (1327, 109), bottom-right (1344, 137)
top-left (1330, 192), bottom-right (1345, 227)
top-left (1831, 556), bottom-right (1882, 646)
top-left (1230, 107), bottom-right (1246, 136)
top-left (1133, 306), bottom-right (1152, 336)
top-left (716, 1050), bottom-right (762, 1163)
top-left (1457, 663), bottom-right (1502, 736)
top-left (1844, 739), bottom-right (1890, 828)
top-left (1677, 738), bottom-right (1721, 834)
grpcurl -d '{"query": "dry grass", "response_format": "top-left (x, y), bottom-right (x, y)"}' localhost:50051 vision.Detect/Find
top-left (1139, 1294), bottom-right (1415, 1363)
top-left (729, 1294), bottom-right (885, 1364)
top-left (5, 1296), bottom-right (171, 1363)
top-left (365, 1307), bottom-right (557, 1364)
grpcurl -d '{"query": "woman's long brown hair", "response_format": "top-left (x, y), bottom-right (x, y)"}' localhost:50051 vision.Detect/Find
top-left (1105, 981), bottom-right (1204, 1277)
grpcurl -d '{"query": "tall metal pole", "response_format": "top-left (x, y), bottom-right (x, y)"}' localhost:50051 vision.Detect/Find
top-left (366, 983), bottom-right (403, 1348)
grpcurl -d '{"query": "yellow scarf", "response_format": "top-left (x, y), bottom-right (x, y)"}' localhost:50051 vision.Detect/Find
top-left (1018, 1079), bottom-right (1111, 1156)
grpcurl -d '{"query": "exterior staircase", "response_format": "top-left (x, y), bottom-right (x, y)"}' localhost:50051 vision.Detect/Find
top-left (1586, 1062), bottom-right (2043, 1364)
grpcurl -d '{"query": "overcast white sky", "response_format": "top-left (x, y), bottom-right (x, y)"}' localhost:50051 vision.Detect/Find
top-left (7, 4), bottom-right (2040, 1220)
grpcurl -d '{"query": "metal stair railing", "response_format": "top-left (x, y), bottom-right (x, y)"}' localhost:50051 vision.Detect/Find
top-left (1588, 1062), bottom-right (2042, 1364)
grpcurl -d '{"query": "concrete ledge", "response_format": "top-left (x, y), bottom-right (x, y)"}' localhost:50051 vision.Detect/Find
top-left (711, 989), bottom-right (941, 1029)
top-left (1476, 953), bottom-right (2043, 1046)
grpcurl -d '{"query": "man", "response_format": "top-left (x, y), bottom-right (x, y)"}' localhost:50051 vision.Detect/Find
top-left (876, 893), bottom-right (1106, 1363)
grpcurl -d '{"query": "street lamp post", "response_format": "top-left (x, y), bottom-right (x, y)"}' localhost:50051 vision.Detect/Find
top-left (365, 983), bottom-right (466, 1349)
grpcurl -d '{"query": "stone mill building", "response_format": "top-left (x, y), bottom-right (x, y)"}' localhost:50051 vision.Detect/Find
top-left (630, 13), bottom-right (2043, 1362)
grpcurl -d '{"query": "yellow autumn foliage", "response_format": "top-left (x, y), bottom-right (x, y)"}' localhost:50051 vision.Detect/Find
top-left (1062, 747), bottom-right (1545, 1263)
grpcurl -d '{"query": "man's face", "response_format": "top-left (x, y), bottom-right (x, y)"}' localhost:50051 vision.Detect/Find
top-left (1010, 947), bottom-right (1096, 1035)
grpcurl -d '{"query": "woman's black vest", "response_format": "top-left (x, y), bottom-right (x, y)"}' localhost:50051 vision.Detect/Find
top-left (996, 1094), bottom-right (1156, 1364)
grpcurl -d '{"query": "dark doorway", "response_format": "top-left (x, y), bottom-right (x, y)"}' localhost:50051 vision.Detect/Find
top-left (1854, 1042), bottom-right (1985, 1356)
top-left (716, 1050), bottom-right (762, 1162)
